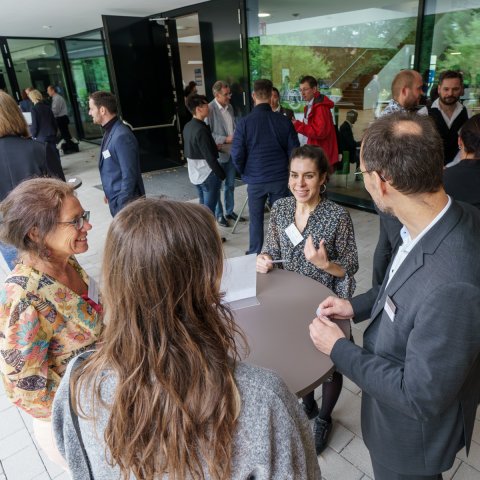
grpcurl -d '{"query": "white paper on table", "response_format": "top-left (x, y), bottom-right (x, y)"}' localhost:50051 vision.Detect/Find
top-left (221, 253), bottom-right (259, 309)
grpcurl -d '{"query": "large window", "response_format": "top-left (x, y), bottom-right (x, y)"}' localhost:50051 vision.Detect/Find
top-left (65, 30), bottom-right (112, 140)
top-left (420, 1), bottom-right (480, 115)
top-left (246, 0), bottom-right (420, 207)
top-left (7, 38), bottom-right (77, 138)
top-left (0, 53), bottom-right (12, 94)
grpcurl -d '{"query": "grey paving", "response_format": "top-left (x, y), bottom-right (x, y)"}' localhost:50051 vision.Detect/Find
top-left (0, 143), bottom-right (479, 479)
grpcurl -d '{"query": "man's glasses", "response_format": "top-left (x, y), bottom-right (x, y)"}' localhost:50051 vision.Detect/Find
top-left (219, 93), bottom-right (232, 98)
top-left (57, 211), bottom-right (90, 230)
top-left (354, 170), bottom-right (387, 182)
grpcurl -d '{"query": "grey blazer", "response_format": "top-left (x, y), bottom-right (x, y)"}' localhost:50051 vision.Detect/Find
top-left (331, 200), bottom-right (480, 476)
top-left (207, 100), bottom-right (236, 164)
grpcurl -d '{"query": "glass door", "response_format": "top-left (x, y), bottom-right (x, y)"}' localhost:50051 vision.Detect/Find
top-left (102, 15), bottom-right (183, 172)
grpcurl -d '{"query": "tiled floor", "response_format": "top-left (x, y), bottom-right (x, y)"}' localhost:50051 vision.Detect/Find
top-left (0, 143), bottom-right (479, 480)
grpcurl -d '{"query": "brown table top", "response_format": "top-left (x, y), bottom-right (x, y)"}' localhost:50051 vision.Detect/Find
top-left (233, 268), bottom-right (350, 397)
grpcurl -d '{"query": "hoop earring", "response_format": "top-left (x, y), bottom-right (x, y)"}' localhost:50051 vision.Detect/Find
top-left (320, 184), bottom-right (327, 194)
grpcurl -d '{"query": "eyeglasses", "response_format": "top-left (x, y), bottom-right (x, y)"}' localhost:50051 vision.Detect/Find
top-left (57, 211), bottom-right (90, 230)
top-left (354, 170), bottom-right (387, 182)
top-left (219, 92), bottom-right (232, 98)
top-left (299, 87), bottom-right (312, 93)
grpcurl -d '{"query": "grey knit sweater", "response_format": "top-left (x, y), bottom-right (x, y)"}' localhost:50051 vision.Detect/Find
top-left (52, 358), bottom-right (320, 479)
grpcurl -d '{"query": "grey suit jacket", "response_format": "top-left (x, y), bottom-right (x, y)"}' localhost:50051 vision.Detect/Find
top-left (331, 200), bottom-right (480, 476)
top-left (207, 100), bottom-right (236, 164)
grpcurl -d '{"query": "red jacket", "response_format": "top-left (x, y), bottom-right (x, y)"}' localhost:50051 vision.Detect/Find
top-left (293, 92), bottom-right (339, 166)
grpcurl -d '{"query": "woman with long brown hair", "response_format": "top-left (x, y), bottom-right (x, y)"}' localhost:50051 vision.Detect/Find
top-left (53, 198), bottom-right (319, 480)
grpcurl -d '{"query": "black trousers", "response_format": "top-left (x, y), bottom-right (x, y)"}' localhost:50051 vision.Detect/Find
top-left (56, 115), bottom-right (72, 142)
top-left (371, 457), bottom-right (443, 480)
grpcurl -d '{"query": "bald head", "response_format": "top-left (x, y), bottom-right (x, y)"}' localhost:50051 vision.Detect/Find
top-left (361, 113), bottom-right (444, 194)
top-left (391, 70), bottom-right (423, 109)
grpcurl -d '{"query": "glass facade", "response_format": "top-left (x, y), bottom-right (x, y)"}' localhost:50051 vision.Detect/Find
top-left (419, 1), bottom-right (480, 115)
top-left (247, 0), bottom-right (421, 208)
top-left (0, 53), bottom-right (12, 94)
top-left (65, 31), bottom-right (111, 140)
top-left (7, 38), bottom-right (77, 138)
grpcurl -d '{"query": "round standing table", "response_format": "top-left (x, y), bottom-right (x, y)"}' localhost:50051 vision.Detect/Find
top-left (233, 268), bottom-right (350, 397)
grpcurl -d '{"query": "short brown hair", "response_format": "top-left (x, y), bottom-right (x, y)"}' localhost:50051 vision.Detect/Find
top-left (0, 91), bottom-right (29, 138)
top-left (299, 75), bottom-right (318, 88)
top-left (438, 70), bottom-right (463, 86)
top-left (89, 91), bottom-right (118, 115)
top-left (212, 80), bottom-right (229, 95)
top-left (460, 114), bottom-right (480, 157)
top-left (391, 70), bottom-right (420, 100)
top-left (0, 178), bottom-right (75, 256)
top-left (361, 113), bottom-right (444, 194)
top-left (253, 79), bottom-right (273, 100)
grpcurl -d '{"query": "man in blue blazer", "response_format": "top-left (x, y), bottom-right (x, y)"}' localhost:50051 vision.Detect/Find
top-left (88, 91), bottom-right (145, 217)
top-left (310, 113), bottom-right (480, 479)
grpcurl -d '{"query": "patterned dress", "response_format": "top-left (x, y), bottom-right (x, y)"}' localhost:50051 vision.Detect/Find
top-left (262, 196), bottom-right (358, 298)
top-left (0, 257), bottom-right (102, 419)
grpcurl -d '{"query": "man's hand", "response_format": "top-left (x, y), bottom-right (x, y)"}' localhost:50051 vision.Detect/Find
top-left (256, 254), bottom-right (273, 273)
top-left (225, 135), bottom-right (233, 144)
top-left (104, 196), bottom-right (109, 204)
top-left (309, 316), bottom-right (346, 356)
top-left (317, 296), bottom-right (353, 320)
top-left (304, 235), bottom-right (330, 270)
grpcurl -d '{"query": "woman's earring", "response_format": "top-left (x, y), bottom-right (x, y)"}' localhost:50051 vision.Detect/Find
top-left (320, 184), bottom-right (327, 194)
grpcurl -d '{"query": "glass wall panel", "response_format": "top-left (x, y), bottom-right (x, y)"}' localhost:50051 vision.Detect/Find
top-left (7, 38), bottom-right (77, 138)
top-left (65, 30), bottom-right (112, 140)
top-left (246, 0), bottom-right (419, 208)
top-left (0, 54), bottom-right (12, 94)
top-left (420, 1), bottom-right (480, 115)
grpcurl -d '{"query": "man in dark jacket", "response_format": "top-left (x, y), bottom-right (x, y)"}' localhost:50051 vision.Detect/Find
top-left (231, 79), bottom-right (299, 254)
top-left (183, 94), bottom-right (226, 215)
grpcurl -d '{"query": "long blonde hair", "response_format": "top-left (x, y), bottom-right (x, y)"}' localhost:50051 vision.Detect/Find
top-left (73, 198), bottom-right (247, 480)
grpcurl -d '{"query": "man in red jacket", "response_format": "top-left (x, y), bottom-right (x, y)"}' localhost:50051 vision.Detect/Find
top-left (293, 76), bottom-right (339, 167)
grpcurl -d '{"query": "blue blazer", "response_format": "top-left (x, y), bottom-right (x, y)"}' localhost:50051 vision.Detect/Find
top-left (99, 119), bottom-right (145, 216)
top-left (331, 200), bottom-right (480, 476)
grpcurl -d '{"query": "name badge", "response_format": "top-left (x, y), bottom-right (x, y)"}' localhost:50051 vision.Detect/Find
top-left (285, 223), bottom-right (304, 247)
top-left (384, 295), bottom-right (397, 322)
top-left (88, 276), bottom-right (100, 305)
top-left (102, 149), bottom-right (111, 159)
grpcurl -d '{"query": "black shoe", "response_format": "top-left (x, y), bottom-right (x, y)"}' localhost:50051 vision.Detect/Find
top-left (302, 400), bottom-right (319, 420)
top-left (217, 216), bottom-right (229, 227)
top-left (226, 212), bottom-right (246, 222)
top-left (314, 417), bottom-right (332, 455)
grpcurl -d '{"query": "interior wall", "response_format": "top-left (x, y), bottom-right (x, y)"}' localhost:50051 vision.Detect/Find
top-left (179, 43), bottom-right (205, 95)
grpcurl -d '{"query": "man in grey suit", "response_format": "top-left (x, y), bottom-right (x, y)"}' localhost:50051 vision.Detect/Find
top-left (309, 113), bottom-right (480, 479)
top-left (207, 80), bottom-right (244, 227)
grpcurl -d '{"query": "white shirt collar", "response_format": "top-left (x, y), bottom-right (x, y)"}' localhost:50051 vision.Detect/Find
top-left (214, 99), bottom-right (228, 112)
top-left (431, 98), bottom-right (465, 128)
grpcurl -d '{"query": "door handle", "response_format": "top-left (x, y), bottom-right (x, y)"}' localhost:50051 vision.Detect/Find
top-left (122, 115), bottom-right (176, 131)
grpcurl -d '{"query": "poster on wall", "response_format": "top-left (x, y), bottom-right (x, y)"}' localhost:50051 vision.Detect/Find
top-left (194, 68), bottom-right (203, 86)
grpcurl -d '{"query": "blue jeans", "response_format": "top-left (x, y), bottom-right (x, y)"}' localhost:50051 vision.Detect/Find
top-left (246, 180), bottom-right (289, 254)
top-left (215, 158), bottom-right (236, 218)
top-left (0, 242), bottom-right (17, 270)
top-left (195, 171), bottom-right (222, 216)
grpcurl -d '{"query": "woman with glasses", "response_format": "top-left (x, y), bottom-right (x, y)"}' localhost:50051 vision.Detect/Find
top-left (0, 177), bottom-right (102, 467)
top-left (52, 198), bottom-right (319, 479)
top-left (256, 145), bottom-right (358, 455)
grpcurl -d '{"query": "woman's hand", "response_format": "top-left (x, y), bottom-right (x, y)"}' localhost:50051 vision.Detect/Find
top-left (304, 235), bottom-right (329, 270)
top-left (256, 254), bottom-right (274, 273)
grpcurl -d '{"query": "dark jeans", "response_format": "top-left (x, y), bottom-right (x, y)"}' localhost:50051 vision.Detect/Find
top-left (195, 171), bottom-right (222, 216)
top-left (246, 180), bottom-right (289, 254)
top-left (371, 457), bottom-right (443, 480)
top-left (0, 242), bottom-right (17, 270)
top-left (215, 158), bottom-right (237, 218)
